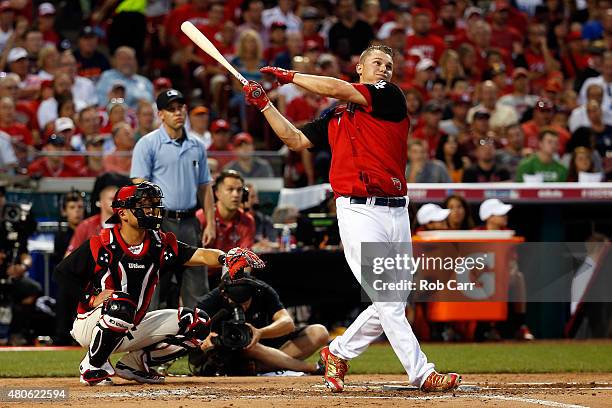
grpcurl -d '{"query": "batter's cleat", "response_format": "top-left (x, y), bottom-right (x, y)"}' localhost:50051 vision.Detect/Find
top-left (115, 362), bottom-right (165, 384)
top-left (313, 354), bottom-right (325, 375)
top-left (320, 346), bottom-right (349, 393)
top-left (420, 371), bottom-right (462, 392)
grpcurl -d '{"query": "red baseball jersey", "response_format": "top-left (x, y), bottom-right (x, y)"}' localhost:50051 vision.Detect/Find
top-left (301, 80), bottom-right (409, 197)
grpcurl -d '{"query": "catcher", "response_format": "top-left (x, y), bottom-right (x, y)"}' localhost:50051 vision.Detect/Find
top-left (55, 181), bottom-right (265, 385)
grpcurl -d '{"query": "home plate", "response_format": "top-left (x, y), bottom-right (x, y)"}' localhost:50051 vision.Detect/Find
top-left (382, 384), bottom-right (481, 392)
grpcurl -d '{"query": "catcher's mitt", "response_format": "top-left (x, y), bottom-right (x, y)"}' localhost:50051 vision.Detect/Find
top-left (224, 248), bottom-right (265, 279)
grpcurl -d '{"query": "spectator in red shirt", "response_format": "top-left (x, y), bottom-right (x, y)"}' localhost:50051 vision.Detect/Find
top-left (0, 96), bottom-right (33, 146)
top-left (405, 9), bottom-right (446, 63)
top-left (207, 119), bottom-right (236, 168)
top-left (489, 0), bottom-right (523, 52)
top-left (0, 73), bottom-right (38, 131)
top-left (561, 31), bottom-right (590, 80)
top-left (413, 101), bottom-right (446, 158)
top-left (27, 134), bottom-right (85, 177)
top-left (36, 3), bottom-right (60, 46)
top-left (519, 23), bottom-right (560, 93)
top-left (264, 22), bottom-right (288, 64)
top-left (197, 170), bottom-right (255, 283)
top-left (521, 98), bottom-right (570, 154)
top-left (65, 184), bottom-right (119, 256)
top-left (164, 0), bottom-right (209, 53)
top-left (404, 58), bottom-right (436, 99)
top-left (301, 7), bottom-right (325, 51)
top-left (431, 0), bottom-right (465, 47)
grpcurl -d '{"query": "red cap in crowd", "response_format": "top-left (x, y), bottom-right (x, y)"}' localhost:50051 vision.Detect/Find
top-left (452, 93), bottom-right (472, 105)
top-left (153, 77), bottom-right (172, 89)
top-left (211, 119), bottom-right (230, 132)
top-left (234, 132), bottom-right (254, 147)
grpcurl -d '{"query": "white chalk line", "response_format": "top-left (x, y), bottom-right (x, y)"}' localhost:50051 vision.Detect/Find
top-left (241, 394), bottom-right (587, 408)
top-left (90, 388), bottom-right (591, 407)
top-left (312, 383), bottom-right (612, 391)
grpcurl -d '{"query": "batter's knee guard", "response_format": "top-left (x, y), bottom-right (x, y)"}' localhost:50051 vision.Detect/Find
top-left (87, 292), bottom-right (137, 368)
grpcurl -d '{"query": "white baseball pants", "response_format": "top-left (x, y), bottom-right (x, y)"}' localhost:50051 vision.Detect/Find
top-left (329, 196), bottom-right (435, 387)
top-left (72, 307), bottom-right (186, 371)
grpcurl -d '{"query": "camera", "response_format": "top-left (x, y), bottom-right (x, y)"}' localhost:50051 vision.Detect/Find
top-left (212, 306), bottom-right (252, 350)
top-left (1, 202), bottom-right (34, 246)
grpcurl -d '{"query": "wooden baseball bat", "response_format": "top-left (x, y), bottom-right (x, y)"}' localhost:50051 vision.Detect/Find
top-left (180, 21), bottom-right (249, 86)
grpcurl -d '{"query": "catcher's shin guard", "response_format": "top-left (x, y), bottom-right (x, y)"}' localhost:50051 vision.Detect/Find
top-left (87, 293), bottom-right (136, 368)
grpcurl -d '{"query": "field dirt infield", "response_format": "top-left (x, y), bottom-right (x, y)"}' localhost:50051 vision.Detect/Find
top-left (2, 373), bottom-right (612, 407)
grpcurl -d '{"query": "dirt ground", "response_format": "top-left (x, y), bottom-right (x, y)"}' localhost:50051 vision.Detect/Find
top-left (2, 373), bottom-right (611, 408)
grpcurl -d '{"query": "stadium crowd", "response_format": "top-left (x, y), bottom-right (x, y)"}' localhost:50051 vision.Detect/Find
top-left (0, 0), bottom-right (610, 182)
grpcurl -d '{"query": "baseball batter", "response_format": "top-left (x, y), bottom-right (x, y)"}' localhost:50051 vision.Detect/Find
top-left (55, 181), bottom-right (264, 385)
top-left (242, 45), bottom-right (461, 392)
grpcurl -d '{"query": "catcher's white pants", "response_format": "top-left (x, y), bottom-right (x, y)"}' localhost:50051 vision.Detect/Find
top-left (72, 307), bottom-right (185, 371)
top-left (330, 196), bottom-right (435, 387)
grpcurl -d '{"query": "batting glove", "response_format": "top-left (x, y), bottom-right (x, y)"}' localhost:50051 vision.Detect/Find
top-left (243, 80), bottom-right (271, 112)
top-left (224, 247), bottom-right (266, 279)
top-left (260, 66), bottom-right (297, 85)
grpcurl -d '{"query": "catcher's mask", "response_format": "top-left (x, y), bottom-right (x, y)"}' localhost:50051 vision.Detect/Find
top-left (106, 181), bottom-right (165, 230)
top-left (219, 272), bottom-right (263, 304)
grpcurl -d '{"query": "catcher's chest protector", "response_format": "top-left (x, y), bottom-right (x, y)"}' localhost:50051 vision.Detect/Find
top-left (87, 227), bottom-right (179, 324)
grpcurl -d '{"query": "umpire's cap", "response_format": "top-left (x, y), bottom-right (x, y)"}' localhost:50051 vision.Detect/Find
top-left (156, 89), bottom-right (185, 111)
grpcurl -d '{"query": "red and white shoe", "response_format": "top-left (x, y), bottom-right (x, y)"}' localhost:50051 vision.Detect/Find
top-left (320, 346), bottom-right (349, 393)
top-left (420, 371), bottom-right (462, 392)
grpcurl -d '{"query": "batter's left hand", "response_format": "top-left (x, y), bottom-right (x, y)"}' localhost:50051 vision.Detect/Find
top-left (202, 224), bottom-right (216, 247)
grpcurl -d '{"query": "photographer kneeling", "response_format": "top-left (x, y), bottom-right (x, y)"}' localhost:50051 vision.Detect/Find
top-left (192, 272), bottom-right (329, 376)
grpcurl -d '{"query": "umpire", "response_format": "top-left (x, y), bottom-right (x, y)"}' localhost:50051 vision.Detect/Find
top-left (131, 89), bottom-right (216, 309)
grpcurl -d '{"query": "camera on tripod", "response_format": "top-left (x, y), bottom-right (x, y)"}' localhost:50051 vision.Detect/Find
top-left (212, 306), bottom-right (252, 350)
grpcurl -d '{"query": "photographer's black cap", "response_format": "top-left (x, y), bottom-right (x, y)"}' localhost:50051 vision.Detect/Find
top-left (156, 89), bottom-right (185, 111)
top-left (221, 273), bottom-right (262, 303)
top-left (225, 282), bottom-right (255, 303)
